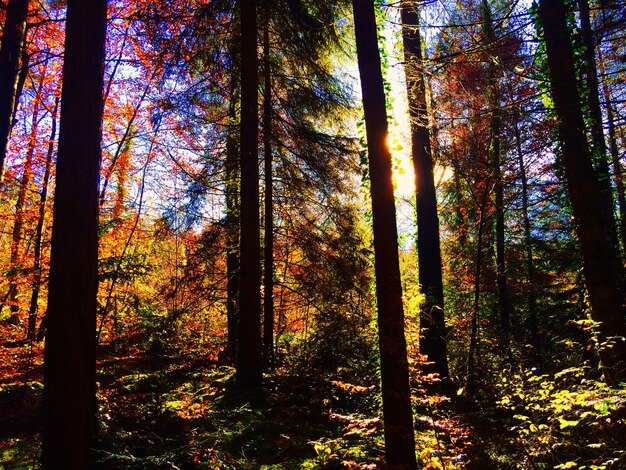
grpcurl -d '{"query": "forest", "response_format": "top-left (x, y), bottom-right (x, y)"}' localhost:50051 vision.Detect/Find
top-left (0, 0), bottom-right (625, 468)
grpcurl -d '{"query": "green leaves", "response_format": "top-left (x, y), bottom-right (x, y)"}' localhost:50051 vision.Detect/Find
top-left (496, 366), bottom-right (626, 468)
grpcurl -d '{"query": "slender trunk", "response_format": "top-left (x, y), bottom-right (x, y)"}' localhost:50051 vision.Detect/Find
top-left (579, 0), bottom-right (620, 253)
top-left (28, 97), bottom-right (59, 341)
top-left (513, 109), bottom-right (539, 346)
top-left (275, 244), bottom-right (290, 355)
top-left (400, 1), bottom-right (448, 379)
top-left (0, 0), bottom-right (29, 179)
top-left (224, 62), bottom-right (240, 364)
top-left (492, 111), bottom-right (510, 345)
top-left (538, 0), bottom-right (626, 386)
top-left (236, 0), bottom-right (263, 390)
top-left (481, 0), bottom-right (510, 348)
top-left (262, 12), bottom-right (274, 370)
top-left (353, 1), bottom-right (417, 467)
top-left (4, 90), bottom-right (40, 323)
top-left (598, 52), bottom-right (626, 252)
top-left (42, 0), bottom-right (107, 466)
top-left (467, 192), bottom-right (488, 396)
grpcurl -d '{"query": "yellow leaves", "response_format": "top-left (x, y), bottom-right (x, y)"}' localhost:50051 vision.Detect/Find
top-left (555, 462), bottom-right (578, 469)
top-left (558, 418), bottom-right (580, 429)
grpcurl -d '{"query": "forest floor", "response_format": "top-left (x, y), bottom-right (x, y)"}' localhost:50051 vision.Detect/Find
top-left (0, 326), bottom-right (535, 468)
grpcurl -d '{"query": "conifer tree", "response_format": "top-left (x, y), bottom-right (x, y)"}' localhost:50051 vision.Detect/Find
top-left (236, 0), bottom-right (263, 390)
top-left (42, 0), bottom-right (107, 465)
top-left (353, 0), bottom-right (417, 466)
top-left (400, 0), bottom-right (449, 380)
top-left (538, 0), bottom-right (626, 385)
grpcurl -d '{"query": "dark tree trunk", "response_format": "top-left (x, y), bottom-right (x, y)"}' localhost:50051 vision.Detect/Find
top-left (400, 1), bottom-right (449, 380)
top-left (598, 1), bottom-right (626, 253)
top-left (0, 0), bottom-right (29, 179)
top-left (224, 60), bottom-right (240, 365)
top-left (28, 97), bottom-right (59, 341)
top-left (236, 0), bottom-right (263, 390)
top-left (579, 0), bottom-right (620, 254)
top-left (599, 60), bottom-right (626, 252)
top-left (512, 109), bottom-right (539, 346)
top-left (481, 0), bottom-right (510, 349)
top-left (352, 1), bottom-right (417, 467)
top-left (538, 0), bottom-right (626, 386)
top-left (467, 192), bottom-right (488, 397)
top-left (41, 0), bottom-right (106, 467)
top-left (262, 11), bottom-right (275, 370)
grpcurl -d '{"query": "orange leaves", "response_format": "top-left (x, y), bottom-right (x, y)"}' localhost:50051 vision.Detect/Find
top-left (331, 381), bottom-right (375, 394)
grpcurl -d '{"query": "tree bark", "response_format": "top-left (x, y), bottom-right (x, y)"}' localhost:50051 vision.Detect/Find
top-left (28, 97), bottom-right (59, 341)
top-left (42, 0), bottom-right (106, 466)
top-left (236, 0), bottom-right (263, 390)
top-left (0, 0), bottom-right (29, 179)
top-left (578, 0), bottom-right (621, 255)
top-left (596, 31), bottom-right (626, 253)
top-left (262, 10), bottom-right (275, 370)
top-left (467, 191), bottom-right (489, 397)
top-left (352, 1), bottom-right (417, 467)
top-left (599, 61), bottom-right (626, 252)
top-left (538, 0), bottom-right (626, 386)
top-left (224, 59), bottom-right (240, 365)
top-left (512, 108), bottom-right (539, 346)
top-left (481, 0), bottom-right (511, 349)
top-left (400, 0), bottom-right (449, 380)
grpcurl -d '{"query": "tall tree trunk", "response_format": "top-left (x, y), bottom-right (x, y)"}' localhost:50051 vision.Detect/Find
top-left (512, 108), bottom-right (539, 346)
top-left (352, 1), bottom-right (417, 467)
top-left (28, 97), bottom-right (59, 341)
top-left (400, 1), bottom-right (449, 380)
top-left (579, 0), bottom-right (620, 253)
top-left (42, 0), bottom-right (107, 466)
top-left (0, 0), bottom-right (29, 179)
top-left (224, 60), bottom-right (240, 365)
top-left (538, 0), bottom-right (626, 386)
top-left (262, 11), bottom-right (275, 370)
top-left (467, 194), bottom-right (488, 397)
top-left (236, 0), bottom-right (263, 390)
top-left (481, 0), bottom-right (510, 349)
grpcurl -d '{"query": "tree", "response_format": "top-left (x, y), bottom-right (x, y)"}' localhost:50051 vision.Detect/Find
top-left (28, 96), bottom-right (59, 341)
top-left (352, 0), bottom-right (417, 467)
top-left (262, 3), bottom-right (275, 369)
top-left (578, 0), bottom-right (621, 257)
top-left (537, 0), bottom-right (626, 386)
top-left (400, 0), bottom-right (449, 380)
top-left (42, 0), bottom-right (107, 466)
top-left (224, 64), bottom-right (241, 364)
top-left (236, 0), bottom-right (263, 390)
top-left (0, 0), bottom-right (29, 179)
top-left (480, 0), bottom-right (511, 349)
